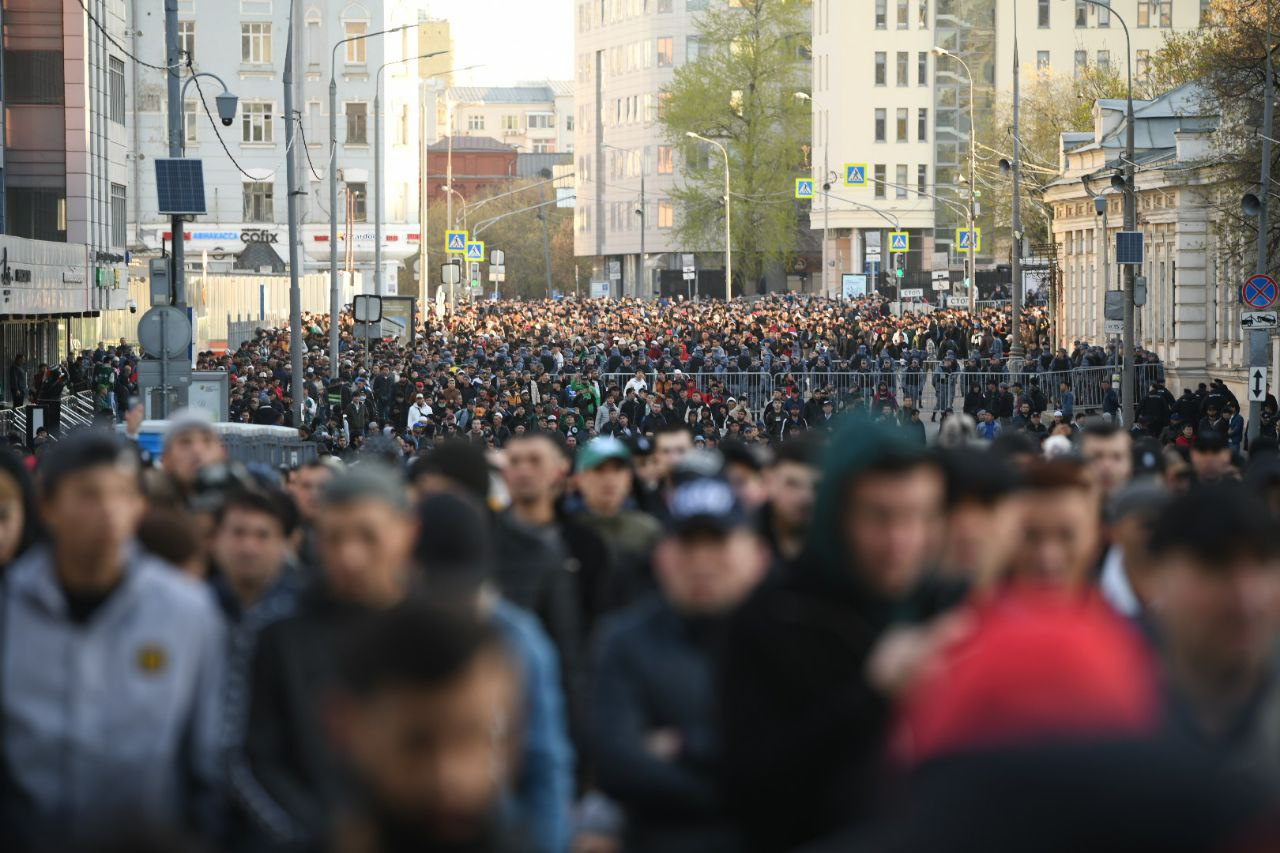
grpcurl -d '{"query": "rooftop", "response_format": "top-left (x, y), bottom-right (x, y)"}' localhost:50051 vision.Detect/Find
top-left (427, 136), bottom-right (518, 153)
top-left (447, 81), bottom-right (573, 104)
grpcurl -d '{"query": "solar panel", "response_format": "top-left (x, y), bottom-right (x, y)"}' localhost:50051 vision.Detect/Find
top-left (155, 158), bottom-right (207, 216)
top-left (1115, 231), bottom-right (1144, 266)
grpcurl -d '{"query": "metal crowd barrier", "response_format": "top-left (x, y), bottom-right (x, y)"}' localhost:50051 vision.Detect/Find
top-left (602, 371), bottom-right (776, 416)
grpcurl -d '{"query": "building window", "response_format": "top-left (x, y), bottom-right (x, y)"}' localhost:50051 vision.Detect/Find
top-left (917, 107), bottom-right (928, 141)
top-left (1136, 49), bottom-right (1150, 79)
top-left (917, 164), bottom-right (927, 197)
top-left (657, 200), bottom-right (674, 228)
top-left (1074, 50), bottom-right (1087, 78)
top-left (1075, 0), bottom-right (1087, 27)
top-left (897, 0), bottom-right (908, 28)
top-left (178, 20), bottom-right (196, 63)
top-left (657, 37), bottom-right (673, 66)
top-left (1137, 0), bottom-right (1150, 27)
top-left (110, 183), bottom-right (126, 247)
top-left (873, 164), bottom-right (886, 199)
top-left (467, 114), bottom-right (484, 130)
top-left (108, 57), bottom-right (125, 124)
top-left (241, 101), bottom-right (274, 143)
top-left (658, 0), bottom-right (673, 11)
top-left (1097, 50), bottom-right (1110, 71)
top-left (686, 35), bottom-right (702, 60)
top-left (346, 102), bottom-right (368, 144)
top-left (1097, 0), bottom-right (1110, 27)
top-left (1037, 0), bottom-right (1050, 27)
top-left (528, 113), bottom-right (555, 129)
top-left (1158, 0), bottom-right (1172, 27)
top-left (4, 50), bottom-right (65, 104)
top-left (896, 51), bottom-right (908, 86)
top-left (243, 181), bottom-right (273, 222)
top-left (241, 22), bottom-right (272, 64)
top-left (1036, 50), bottom-right (1050, 70)
top-left (875, 0), bottom-right (886, 29)
top-left (687, 0), bottom-right (708, 9)
top-left (918, 0), bottom-right (928, 28)
top-left (896, 107), bottom-right (908, 142)
top-left (918, 51), bottom-right (928, 85)
top-left (657, 145), bottom-right (674, 173)
top-left (895, 165), bottom-right (908, 199)
top-left (874, 108), bottom-right (886, 142)
top-left (347, 182), bottom-right (367, 222)
top-left (184, 99), bottom-right (199, 143)
top-left (532, 141), bottom-right (555, 153)
top-left (344, 21), bottom-right (367, 63)
top-left (501, 114), bottom-right (520, 131)
top-left (874, 52), bottom-right (886, 85)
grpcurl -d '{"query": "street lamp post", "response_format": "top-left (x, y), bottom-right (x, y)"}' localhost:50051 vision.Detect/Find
top-left (330, 24), bottom-right (413, 374)
top-left (933, 47), bottom-right (976, 317)
top-left (374, 51), bottom-right (448, 298)
top-left (602, 143), bottom-right (647, 297)
top-left (795, 91), bottom-right (833, 297)
top-left (686, 131), bottom-right (732, 301)
top-left (1067, 0), bottom-right (1136, 428)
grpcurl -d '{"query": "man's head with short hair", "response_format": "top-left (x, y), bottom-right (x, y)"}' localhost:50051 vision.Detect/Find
top-left (317, 466), bottom-right (415, 607)
top-left (1078, 419), bottom-right (1133, 498)
top-left (162, 409), bottom-right (227, 491)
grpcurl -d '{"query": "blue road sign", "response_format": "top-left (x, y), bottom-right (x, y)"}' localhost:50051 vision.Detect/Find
top-left (1242, 273), bottom-right (1280, 310)
top-left (889, 231), bottom-right (909, 252)
top-left (795, 178), bottom-right (815, 199)
top-left (955, 228), bottom-right (981, 252)
top-left (844, 163), bottom-right (867, 186)
top-left (446, 230), bottom-right (467, 253)
top-left (466, 240), bottom-right (485, 262)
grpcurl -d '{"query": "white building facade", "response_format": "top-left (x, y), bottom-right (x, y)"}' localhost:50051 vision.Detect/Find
top-left (1046, 84), bottom-right (1266, 401)
top-left (439, 82), bottom-right (575, 154)
top-left (131, 0), bottom-right (433, 294)
top-left (810, 0), bottom-right (1207, 297)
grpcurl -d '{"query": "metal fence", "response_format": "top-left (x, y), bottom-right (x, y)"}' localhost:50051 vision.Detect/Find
top-left (596, 362), bottom-right (1162, 422)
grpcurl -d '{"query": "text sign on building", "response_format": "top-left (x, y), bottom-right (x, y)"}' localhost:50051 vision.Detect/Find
top-left (844, 163), bottom-right (867, 186)
top-left (445, 230), bottom-right (468, 253)
top-left (955, 228), bottom-right (981, 252)
top-left (795, 178), bottom-right (815, 199)
top-left (1115, 231), bottom-right (1144, 266)
top-left (1241, 273), bottom-right (1280, 310)
top-left (888, 232), bottom-right (909, 253)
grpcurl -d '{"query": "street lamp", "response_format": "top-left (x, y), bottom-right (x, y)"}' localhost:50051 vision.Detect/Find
top-left (373, 51), bottom-right (449, 298)
top-left (1063, 0), bottom-right (1135, 427)
top-left (932, 46), bottom-right (977, 316)
top-left (329, 22), bottom-right (415, 373)
top-left (180, 73), bottom-right (238, 154)
top-left (795, 91), bottom-right (834, 297)
top-left (686, 131), bottom-right (732, 301)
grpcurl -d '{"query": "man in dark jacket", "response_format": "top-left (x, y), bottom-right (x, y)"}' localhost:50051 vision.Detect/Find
top-left (719, 418), bottom-right (951, 852)
top-left (234, 467), bottom-right (416, 849)
top-left (591, 477), bottom-right (770, 853)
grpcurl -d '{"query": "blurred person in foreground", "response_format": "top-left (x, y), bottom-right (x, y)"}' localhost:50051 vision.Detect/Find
top-left (758, 436), bottom-right (820, 568)
top-left (411, 491), bottom-right (574, 853)
top-left (0, 445), bottom-right (40, 577)
top-left (935, 450), bottom-right (1022, 591)
top-left (1077, 419), bottom-right (1132, 500)
top-left (819, 589), bottom-right (1277, 853)
top-left (0, 431), bottom-right (225, 848)
top-left (1147, 483), bottom-right (1280, 790)
top-left (1006, 458), bottom-right (1102, 591)
top-left (591, 477), bottom-right (770, 853)
top-left (719, 418), bottom-right (951, 852)
top-left (324, 605), bottom-right (522, 853)
top-left (161, 409), bottom-right (228, 499)
top-left (233, 467), bottom-right (416, 850)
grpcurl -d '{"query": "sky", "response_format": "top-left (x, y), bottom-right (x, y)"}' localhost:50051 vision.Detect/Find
top-left (423, 0), bottom-right (575, 86)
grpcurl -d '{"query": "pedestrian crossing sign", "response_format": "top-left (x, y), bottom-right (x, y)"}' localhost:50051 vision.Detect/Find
top-left (844, 163), bottom-right (867, 186)
top-left (889, 231), bottom-right (909, 253)
top-left (466, 240), bottom-right (485, 262)
top-left (955, 228), bottom-right (982, 252)
top-left (446, 230), bottom-right (468, 253)
top-left (795, 178), bottom-right (815, 199)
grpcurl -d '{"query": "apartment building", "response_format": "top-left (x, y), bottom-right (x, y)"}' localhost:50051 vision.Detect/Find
top-left (440, 82), bottom-right (574, 154)
top-left (811, 0), bottom-right (1206, 297)
top-left (131, 0), bottom-right (438, 296)
top-left (0, 0), bottom-right (133, 372)
top-left (573, 0), bottom-right (703, 298)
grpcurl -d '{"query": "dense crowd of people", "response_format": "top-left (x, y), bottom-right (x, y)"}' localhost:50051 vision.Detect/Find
top-left (2, 295), bottom-right (1278, 853)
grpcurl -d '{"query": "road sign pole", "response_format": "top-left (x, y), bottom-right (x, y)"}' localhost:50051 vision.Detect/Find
top-left (1251, 19), bottom-right (1275, 446)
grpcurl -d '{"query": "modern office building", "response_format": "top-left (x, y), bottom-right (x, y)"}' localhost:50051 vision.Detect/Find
top-left (0, 0), bottom-right (133, 370)
top-left (810, 0), bottom-right (1207, 297)
top-left (131, 0), bottom-right (439, 296)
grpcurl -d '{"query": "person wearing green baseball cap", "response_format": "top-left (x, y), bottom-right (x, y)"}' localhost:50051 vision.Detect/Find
top-left (573, 437), bottom-right (663, 613)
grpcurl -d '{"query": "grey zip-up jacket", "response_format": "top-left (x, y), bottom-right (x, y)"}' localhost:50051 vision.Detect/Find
top-left (1, 544), bottom-right (226, 842)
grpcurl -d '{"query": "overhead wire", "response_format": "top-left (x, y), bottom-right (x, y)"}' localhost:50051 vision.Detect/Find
top-left (75, 0), bottom-right (183, 72)
top-left (189, 65), bottom-right (259, 181)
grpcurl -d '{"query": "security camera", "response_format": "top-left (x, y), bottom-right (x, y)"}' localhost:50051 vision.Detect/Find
top-left (216, 92), bottom-right (239, 127)
top-left (127, 299), bottom-right (138, 314)
top-left (1093, 195), bottom-right (1106, 216)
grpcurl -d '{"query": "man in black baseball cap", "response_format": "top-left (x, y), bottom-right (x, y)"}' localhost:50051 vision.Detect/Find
top-left (590, 476), bottom-right (769, 851)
